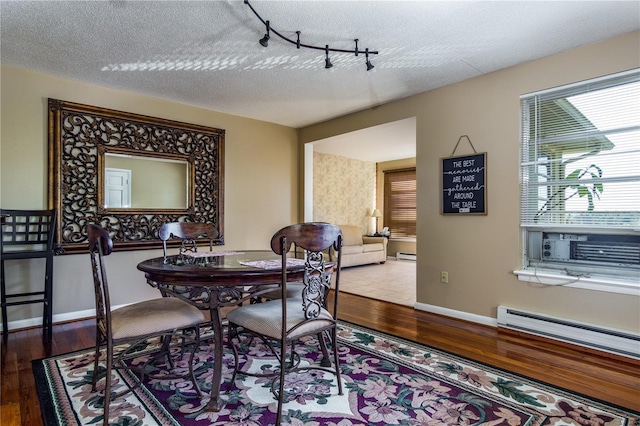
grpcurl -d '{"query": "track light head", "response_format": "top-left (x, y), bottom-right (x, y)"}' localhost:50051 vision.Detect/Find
top-left (259, 20), bottom-right (270, 47)
top-left (365, 48), bottom-right (374, 71)
top-left (325, 45), bottom-right (333, 69)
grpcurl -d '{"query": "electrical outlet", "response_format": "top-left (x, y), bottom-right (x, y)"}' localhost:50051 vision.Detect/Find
top-left (440, 271), bottom-right (449, 284)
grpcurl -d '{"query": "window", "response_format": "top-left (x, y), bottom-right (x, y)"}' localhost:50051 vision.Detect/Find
top-left (383, 168), bottom-right (416, 239)
top-left (519, 69), bottom-right (640, 281)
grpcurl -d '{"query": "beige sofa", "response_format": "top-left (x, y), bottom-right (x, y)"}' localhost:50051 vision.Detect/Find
top-left (338, 225), bottom-right (387, 268)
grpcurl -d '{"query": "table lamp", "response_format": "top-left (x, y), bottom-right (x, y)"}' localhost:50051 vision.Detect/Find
top-left (370, 209), bottom-right (382, 234)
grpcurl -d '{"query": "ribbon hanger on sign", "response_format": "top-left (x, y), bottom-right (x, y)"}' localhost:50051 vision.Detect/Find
top-left (450, 135), bottom-right (477, 157)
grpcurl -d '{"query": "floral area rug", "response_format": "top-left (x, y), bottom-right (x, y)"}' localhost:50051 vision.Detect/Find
top-left (33, 321), bottom-right (638, 425)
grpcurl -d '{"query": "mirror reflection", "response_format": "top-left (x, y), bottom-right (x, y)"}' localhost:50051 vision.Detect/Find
top-left (104, 153), bottom-right (189, 210)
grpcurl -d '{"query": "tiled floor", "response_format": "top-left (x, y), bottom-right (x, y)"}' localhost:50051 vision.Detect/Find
top-left (338, 259), bottom-right (416, 306)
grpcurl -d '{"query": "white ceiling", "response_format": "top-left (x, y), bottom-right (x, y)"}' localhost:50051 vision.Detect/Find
top-left (1, 1), bottom-right (638, 161)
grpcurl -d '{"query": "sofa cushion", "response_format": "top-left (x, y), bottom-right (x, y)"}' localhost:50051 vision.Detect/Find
top-left (343, 245), bottom-right (365, 255)
top-left (362, 243), bottom-right (384, 253)
top-left (339, 225), bottom-right (364, 246)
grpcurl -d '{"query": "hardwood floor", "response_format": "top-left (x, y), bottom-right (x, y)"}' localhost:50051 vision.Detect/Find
top-left (2, 292), bottom-right (639, 425)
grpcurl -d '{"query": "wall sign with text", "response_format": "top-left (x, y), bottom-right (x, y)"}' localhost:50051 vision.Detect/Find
top-left (441, 152), bottom-right (487, 215)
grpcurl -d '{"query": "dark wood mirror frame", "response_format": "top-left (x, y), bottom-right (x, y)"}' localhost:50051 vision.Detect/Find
top-left (48, 98), bottom-right (224, 254)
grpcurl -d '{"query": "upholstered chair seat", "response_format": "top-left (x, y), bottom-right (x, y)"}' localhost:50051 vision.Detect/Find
top-left (227, 297), bottom-right (333, 340)
top-left (110, 297), bottom-right (204, 340)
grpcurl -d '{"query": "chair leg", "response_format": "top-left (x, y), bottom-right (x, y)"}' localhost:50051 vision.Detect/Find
top-left (289, 341), bottom-right (296, 368)
top-left (103, 342), bottom-right (114, 426)
top-left (276, 340), bottom-right (287, 426)
top-left (227, 324), bottom-right (240, 390)
top-left (91, 324), bottom-right (102, 392)
top-left (42, 254), bottom-right (54, 345)
top-left (331, 328), bottom-right (343, 395)
top-left (91, 351), bottom-right (100, 392)
top-left (1, 260), bottom-right (8, 341)
top-left (187, 325), bottom-right (202, 397)
top-left (317, 332), bottom-right (331, 367)
top-left (159, 334), bottom-right (175, 369)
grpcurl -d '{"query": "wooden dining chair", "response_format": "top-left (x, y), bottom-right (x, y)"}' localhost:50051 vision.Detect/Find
top-left (226, 222), bottom-right (344, 426)
top-left (158, 221), bottom-right (219, 262)
top-left (88, 224), bottom-right (205, 426)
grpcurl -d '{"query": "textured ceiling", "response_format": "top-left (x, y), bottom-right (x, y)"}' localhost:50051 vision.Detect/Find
top-left (1, 1), bottom-right (639, 131)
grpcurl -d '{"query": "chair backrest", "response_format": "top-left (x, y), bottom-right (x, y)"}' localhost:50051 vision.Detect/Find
top-left (158, 222), bottom-right (219, 262)
top-left (88, 224), bottom-right (114, 338)
top-left (271, 222), bottom-right (343, 324)
top-left (0, 209), bottom-right (56, 256)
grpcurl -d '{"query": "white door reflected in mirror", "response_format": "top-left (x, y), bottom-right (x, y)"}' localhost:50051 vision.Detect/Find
top-left (105, 168), bottom-right (131, 208)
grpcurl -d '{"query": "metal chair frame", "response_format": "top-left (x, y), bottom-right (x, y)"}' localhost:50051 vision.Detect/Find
top-left (158, 221), bottom-right (219, 263)
top-left (227, 222), bottom-right (344, 426)
top-left (88, 224), bottom-right (203, 426)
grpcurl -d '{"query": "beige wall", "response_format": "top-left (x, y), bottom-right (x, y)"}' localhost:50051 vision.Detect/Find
top-left (313, 151), bottom-right (376, 233)
top-left (0, 65), bottom-right (298, 324)
top-left (300, 31), bottom-right (640, 332)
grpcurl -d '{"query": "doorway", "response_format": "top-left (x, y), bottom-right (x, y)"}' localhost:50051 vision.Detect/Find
top-left (303, 118), bottom-right (417, 304)
top-left (304, 117), bottom-right (417, 222)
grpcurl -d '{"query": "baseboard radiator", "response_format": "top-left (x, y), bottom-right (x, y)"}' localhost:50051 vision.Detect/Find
top-left (396, 252), bottom-right (416, 261)
top-left (497, 306), bottom-right (640, 359)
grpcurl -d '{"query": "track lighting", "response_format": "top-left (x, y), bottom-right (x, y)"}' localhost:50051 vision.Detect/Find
top-left (244, 0), bottom-right (378, 71)
top-left (259, 20), bottom-right (270, 47)
top-left (325, 45), bottom-right (333, 69)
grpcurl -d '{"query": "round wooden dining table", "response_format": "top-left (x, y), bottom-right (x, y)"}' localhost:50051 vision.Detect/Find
top-left (137, 250), bottom-right (306, 412)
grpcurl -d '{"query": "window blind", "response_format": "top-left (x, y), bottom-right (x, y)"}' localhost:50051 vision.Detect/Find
top-left (520, 70), bottom-right (640, 230)
top-left (383, 168), bottom-right (416, 238)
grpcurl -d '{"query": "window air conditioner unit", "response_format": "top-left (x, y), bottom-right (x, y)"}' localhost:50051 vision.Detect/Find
top-left (533, 232), bottom-right (640, 269)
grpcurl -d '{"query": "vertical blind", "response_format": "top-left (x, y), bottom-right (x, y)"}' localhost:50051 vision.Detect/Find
top-left (520, 70), bottom-right (640, 229)
top-left (383, 168), bottom-right (416, 238)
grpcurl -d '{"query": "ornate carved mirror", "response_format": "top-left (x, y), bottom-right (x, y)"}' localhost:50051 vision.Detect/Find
top-left (48, 99), bottom-right (224, 254)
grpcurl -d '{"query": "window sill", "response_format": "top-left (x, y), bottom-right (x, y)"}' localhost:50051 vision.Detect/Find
top-left (513, 269), bottom-right (640, 296)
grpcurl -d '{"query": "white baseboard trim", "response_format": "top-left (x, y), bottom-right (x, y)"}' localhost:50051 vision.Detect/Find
top-left (8, 303), bottom-right (497, 333)
top-left (0, 305), bottom-right (128, 333)
top-left (414, 302), bottom-right (497, 328)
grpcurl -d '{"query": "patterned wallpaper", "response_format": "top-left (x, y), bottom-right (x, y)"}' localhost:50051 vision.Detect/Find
top-left (313, 152), bottom-right (376, 233)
